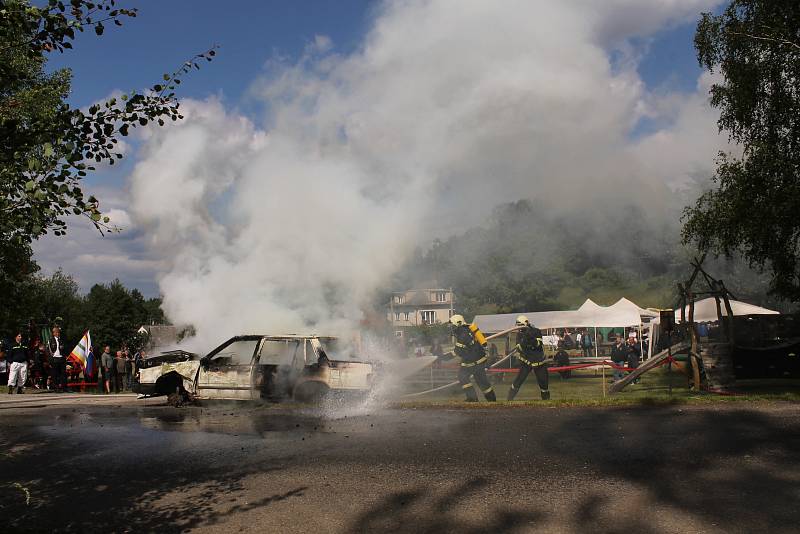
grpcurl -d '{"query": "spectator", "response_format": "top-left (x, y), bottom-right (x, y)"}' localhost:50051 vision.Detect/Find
top-left (562, 330), bottom-right (575, 349)
top-left (95, 347), bottom-right (105, 394)
top-left (429, 342), bottom-right (444, 366)
top-left (31, 343), bottom-right (47, 389)
top-left (610, 337), bottom-right (626, 382)
top-left (124, 349), bottom-right (134, 390)
top-left (134, 350), bottom-right (146, 385)
top-left (115, 350), bottom-right (126, 392)
top-left (0, 347), bottom-right (8, 388)
top-left (101, 346), bottom-right (114, 394)
top-left (47, 326), bottom-right (67, 392)
top-left (8, 332), bottom-right (28, 394)
top-left (581, 329), bottom-right (593, 358)
top-left (625, 337), bottom-right (641, 384)
top-left (554, 349), bottom-right (571, 379)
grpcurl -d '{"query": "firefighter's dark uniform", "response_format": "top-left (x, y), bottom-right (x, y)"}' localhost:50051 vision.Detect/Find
top-left (507, 325), bottom-right (549, 400)
top-left (453, 324), bottom-right (496, 402)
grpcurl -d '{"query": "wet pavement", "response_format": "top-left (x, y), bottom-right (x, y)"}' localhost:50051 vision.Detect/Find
top-left (1, 395), bottom-right (799, 533)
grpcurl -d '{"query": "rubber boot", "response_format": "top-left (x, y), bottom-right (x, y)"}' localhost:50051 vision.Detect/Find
top-left (506, 385), bottom-right (518, 401)
top-left (7, 386), bottom-right (12, 394)
top-left (485, 390), bottom-right (497, 402)
top-left (17, 387), bottom-right (23, 394)
top-left (540, 390), bottom-right (550, 400)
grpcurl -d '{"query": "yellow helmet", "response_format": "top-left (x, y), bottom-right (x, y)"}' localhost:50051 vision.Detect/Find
top-left (515, 315), bottom-right (530, 326)
top-left (449, 314), bottom-right (466, 327)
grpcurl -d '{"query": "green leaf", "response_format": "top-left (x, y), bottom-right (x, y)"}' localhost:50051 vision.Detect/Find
top-left (90, 213), bottom-right (102, 222)
top-left (25, 181), bottom-right (35, 191)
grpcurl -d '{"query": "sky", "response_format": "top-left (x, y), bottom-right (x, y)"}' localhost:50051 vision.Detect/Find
top-left (31, 0), bottom-right (730, 344)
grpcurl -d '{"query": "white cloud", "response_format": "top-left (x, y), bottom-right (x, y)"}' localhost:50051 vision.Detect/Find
top-left (630, 71), bottom-right (734, 189)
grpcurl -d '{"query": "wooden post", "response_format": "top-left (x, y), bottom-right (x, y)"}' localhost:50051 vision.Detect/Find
top-left (721, 288), bottom-right (736, 344)
top-left (602, 361), bottom-right (606, 398)
top-left (668, 342), bottom-right (673, 396)
top-left (688, 295), bottom-right (701, 391)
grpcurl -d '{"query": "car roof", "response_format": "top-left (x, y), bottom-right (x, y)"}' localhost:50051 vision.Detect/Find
top-left (229, 335), bottom-right (338, 341)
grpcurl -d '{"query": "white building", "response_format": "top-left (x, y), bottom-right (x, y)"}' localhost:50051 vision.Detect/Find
top-left (387, 288), bottom-right (455, 337)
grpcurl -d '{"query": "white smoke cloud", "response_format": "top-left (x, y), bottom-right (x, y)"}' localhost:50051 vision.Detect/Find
top-left (127, 0), bottom-right (725, 348)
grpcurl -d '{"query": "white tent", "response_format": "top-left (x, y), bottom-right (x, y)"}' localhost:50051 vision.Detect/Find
top-left (608, 297), bottom-right (658, 319)
top-left (474, 297), bottom-right (658, 358)
top-left (578, 298), bottom-right (602, 312)
top-left (675, 297), bottom-right (779, 323)
top-left (474, 300), bottom-right (648, 333)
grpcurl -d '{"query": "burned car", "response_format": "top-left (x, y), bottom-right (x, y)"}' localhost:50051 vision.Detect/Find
top-left (134, 335), bottom-right (390, 402)
top-left (137, 350), bottom-right (197, 369)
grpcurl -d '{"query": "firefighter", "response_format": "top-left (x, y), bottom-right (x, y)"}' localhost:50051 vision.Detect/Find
top-left (507, 316), bottom-right (549, 401)
top-left (450, 314), bottom-right (496, 402)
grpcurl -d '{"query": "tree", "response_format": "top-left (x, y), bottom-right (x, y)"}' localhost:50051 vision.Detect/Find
top-left (0, 0), bottom-right (215, 273)
top-left (683, 1), bottom-right (800, 300)
top-left (84, 279), bottom-right (152, 350)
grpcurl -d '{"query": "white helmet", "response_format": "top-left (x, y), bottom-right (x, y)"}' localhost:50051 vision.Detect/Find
top-left (449, 314), bottom-right (466, 327)
top-left (515, 315), bottom-right (530, 327)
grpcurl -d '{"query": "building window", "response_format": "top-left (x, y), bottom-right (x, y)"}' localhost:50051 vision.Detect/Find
top-left (394, 312), bottom-right (401, 321)
top-left (433, 291), bottom-right (447, 302)
top-left (395, 331), bottom-right (403, 337)
top-left (403, 312), bottom-right (410, 321)
top-left (394, 295), bottom-right (404, 304)
top-left (421, 310), bottom-right (437, 324)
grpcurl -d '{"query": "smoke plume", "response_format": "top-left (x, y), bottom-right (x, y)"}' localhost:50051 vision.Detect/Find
top-left (128, 0), bottom-right (726, 348)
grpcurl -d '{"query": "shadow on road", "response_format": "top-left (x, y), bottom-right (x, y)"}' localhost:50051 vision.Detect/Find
top-left (348, 476), bottom-right (545, 533)
top-left (0, 428), bottom-right (302, 532)
top-left (547, 405), bottom-right (800, 532)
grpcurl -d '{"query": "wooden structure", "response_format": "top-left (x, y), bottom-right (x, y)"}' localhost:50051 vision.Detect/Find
top-left (611, 257), bottom-right (739, 393)
top-left (677, 257), bottom-right (737, 390)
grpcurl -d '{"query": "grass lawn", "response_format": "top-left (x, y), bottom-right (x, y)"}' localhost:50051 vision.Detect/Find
top-left (397, 366), bottom-right (800, 407)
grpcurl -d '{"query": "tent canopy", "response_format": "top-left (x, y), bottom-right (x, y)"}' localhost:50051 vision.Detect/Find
top-left (474, 297), bottom-right (653, 333)
top-left (578, 298), bottom-right (602, 312)
top-left (675, 297), bottom-right (779, 323)
top-left (608, 297), bottom-right (658, 318)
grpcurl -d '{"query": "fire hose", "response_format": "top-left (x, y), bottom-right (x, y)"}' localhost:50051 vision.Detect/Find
top-left (401, 325), bottom-right (522, 398)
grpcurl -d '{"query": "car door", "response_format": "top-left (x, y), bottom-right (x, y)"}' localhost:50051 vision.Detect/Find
top-left (196, 337), bottom-right (261, 400)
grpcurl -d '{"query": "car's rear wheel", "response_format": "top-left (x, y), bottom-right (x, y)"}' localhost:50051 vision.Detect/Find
top-left (155, 372), bottom-right (193, 406)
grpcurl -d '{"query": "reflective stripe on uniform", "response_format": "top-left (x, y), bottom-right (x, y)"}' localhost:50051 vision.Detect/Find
top-left (483, 386), bottom-right (494, 394)
top-left (517, 354), bottom-right (546, 367)
top-left (462, 383), bottom-right (473, 389)
top-left (461, 356), bottom-right (488, 367)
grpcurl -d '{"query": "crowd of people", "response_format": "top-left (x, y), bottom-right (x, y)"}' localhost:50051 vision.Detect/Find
top-left (0, 327), bottom-right (147, 395)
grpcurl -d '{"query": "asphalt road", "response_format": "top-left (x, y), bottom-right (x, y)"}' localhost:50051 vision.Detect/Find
top-left (1, 394), bottom-right (799, 533)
